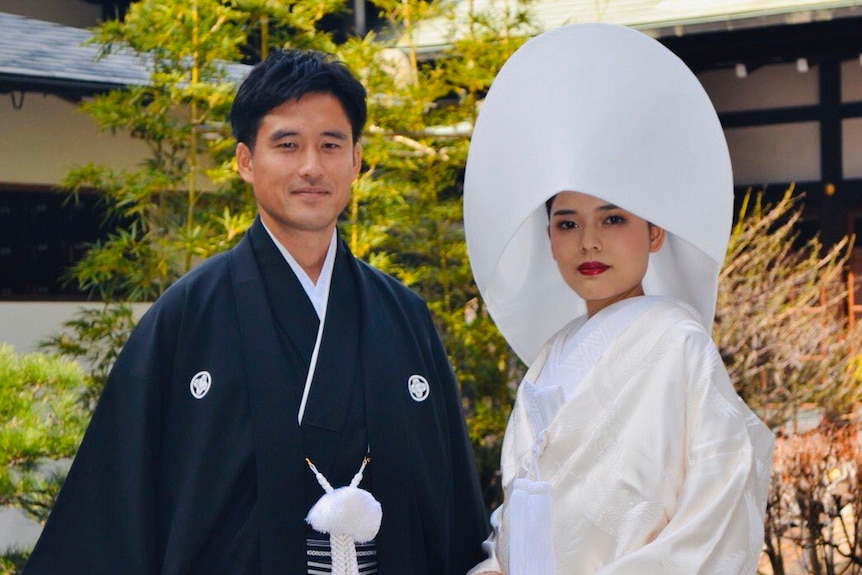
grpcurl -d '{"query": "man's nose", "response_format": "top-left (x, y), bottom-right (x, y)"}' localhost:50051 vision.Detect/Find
top-left (299, 148), bottom-right (324, 178)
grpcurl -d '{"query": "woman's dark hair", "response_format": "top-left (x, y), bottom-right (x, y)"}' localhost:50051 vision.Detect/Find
top-left (545, 194), bottom-right (557, 217)
top-left (230, 49), bottom-right (367, 148)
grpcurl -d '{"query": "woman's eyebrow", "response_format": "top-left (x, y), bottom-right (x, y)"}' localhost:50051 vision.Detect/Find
top-left (552, 203), bottom-right (619, 217)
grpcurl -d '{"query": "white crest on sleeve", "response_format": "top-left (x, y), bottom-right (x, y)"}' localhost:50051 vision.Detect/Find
top-left (408, 374), bottom-right (430, 402)
top-left (190, 370), bottom-right (212, 399)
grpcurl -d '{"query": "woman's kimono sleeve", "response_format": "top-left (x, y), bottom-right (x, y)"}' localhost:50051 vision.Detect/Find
top-left (465, 506), bottom-right (503, 574)
top-left (595, 330), bottom-right (773, 575)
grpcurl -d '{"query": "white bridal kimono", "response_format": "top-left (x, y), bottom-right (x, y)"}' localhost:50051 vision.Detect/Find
top-left (469, 296), bottom-right (774, 575)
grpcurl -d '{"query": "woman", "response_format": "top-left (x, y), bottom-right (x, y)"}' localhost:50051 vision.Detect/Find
top-left (463, 23), bottom-right (774, 575)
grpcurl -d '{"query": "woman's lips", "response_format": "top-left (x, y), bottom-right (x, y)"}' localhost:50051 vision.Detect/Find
top-left (578, 262), bottom-right (609, 275)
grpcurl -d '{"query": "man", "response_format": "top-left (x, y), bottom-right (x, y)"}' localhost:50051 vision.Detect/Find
top-left (23, 49), bottom-right (488, 575)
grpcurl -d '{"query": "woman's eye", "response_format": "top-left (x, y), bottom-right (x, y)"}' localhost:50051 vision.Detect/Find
top-left (557, 220), bottom-right (577, 230)
top-left (605, 215), bottom-right (625, 225)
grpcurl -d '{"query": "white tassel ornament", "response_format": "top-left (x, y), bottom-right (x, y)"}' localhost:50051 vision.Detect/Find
top-left (509, 477), bottom-right (555, 575)
top-left (305, 457), bottom-right (382, 575)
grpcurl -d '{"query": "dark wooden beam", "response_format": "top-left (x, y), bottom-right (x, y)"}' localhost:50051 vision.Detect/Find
top-left (660, 17), bottom-right (862, 73)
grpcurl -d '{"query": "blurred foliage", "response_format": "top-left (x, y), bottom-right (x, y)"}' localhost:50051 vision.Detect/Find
top-left (63, 0), bottom-right (259, 303)
top-left (715, 188), bottom-right (862, 429)
top-left (0, 550), bottom-right (29, 575)
top-left (39, 304), bottom-right (136, 403)
top-left (0, 344), bottom-right (88, 529)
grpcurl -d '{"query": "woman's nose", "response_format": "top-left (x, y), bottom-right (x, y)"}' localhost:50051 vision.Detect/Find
top-left (580, 226), bottom-right (601, 252)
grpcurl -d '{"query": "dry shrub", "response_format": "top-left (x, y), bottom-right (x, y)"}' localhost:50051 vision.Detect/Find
top-left (767, 424), bottom-right (862, 575)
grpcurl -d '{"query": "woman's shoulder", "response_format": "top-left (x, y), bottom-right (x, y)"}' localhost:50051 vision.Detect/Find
top-left (641, 296), bottom-right (709, 332)
top-left (628, 296), bottom-right (717, 358)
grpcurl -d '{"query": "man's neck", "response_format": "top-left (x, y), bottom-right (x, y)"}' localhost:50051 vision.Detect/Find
top-left (263, 221), bottom-right (334, 284)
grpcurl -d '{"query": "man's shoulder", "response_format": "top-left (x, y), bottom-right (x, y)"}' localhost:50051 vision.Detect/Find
top-left (162, 250), bottom-right (234, 297)
top-left (351, 256), bottom-right (425, 307)
top-left (140, 250), bottom-right (235, 322)
top-left (177, 250), bottom-right (233, 285)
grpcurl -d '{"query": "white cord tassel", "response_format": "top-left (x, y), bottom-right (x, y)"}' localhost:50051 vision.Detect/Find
top-left (509, 477), bottom-right (555, 575)
top-left (305, 457), bottom-right (382, 575)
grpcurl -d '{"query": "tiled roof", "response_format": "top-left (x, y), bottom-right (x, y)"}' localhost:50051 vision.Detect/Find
top-left (0, 12), bottom-right (249, 95)
top-left (406, 0), bottom-right (862, 53)
top-left (541, 0), bottom-right (862, 31)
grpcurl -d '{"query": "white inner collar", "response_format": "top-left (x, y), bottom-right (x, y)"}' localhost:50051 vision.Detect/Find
top-left (262, 221), bottom-right (337, 320)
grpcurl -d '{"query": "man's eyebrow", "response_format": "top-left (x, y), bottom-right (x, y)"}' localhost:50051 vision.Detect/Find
top-left (267, 129), bottom-right (349, 141)
top-left (268, 129), bottom-right (298, 142)
top-left (321, 130), bottom-right (349, 140)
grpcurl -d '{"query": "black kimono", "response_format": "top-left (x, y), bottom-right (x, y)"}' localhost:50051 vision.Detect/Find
top-left (23, 218), bottom-right (489, 575)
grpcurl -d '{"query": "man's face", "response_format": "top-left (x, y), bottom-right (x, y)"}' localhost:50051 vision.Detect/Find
top-left (236, 92), bottom-right (361, 245)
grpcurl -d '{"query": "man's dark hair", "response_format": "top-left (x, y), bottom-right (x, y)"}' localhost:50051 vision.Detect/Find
top-left (230, 49), bottom-right (367, 148)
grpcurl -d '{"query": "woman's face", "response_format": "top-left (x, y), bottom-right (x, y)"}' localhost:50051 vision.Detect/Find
top-left (548, 191), bottom-right (665, 317)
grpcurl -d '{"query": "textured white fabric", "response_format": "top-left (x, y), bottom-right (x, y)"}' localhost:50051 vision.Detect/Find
top-left (467, 298), bottom-right (774, 575)
top-left (463, 23), bottom-right (733, 365)
top-left (539, 296), bottom-right (662, 403)
top-left (508, 478), bottom-right (555, 575)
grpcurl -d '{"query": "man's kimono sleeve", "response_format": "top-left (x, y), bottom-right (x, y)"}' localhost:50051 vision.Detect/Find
top-left (23, 301), bottom-right (173, 575)
top-left (422, 306), bottom-right (491, 574)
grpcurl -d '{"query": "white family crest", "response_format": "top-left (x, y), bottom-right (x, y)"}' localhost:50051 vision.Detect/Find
top-left (190, 370), bottom-right (212, 399)
top-left (408, 374), bottom-right (430, 402)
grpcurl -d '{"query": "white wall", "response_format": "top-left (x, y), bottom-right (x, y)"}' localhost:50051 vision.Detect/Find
top-left (0, 508), bottom-right (41, 556)
top-left (842, 58), bottom-right (862, 179)
top-left (698, 57), bottom-right (862, 186)
top-left (725, 122), bottom-right (822, 185)
top-left (0, 92), bottom-right (150, 187)
top-left (0, 301), bottom-right (150, 355)
top-left (700, 61), bottom-right (819, 113)
top-left (698, 61), bottom-right (822, 186)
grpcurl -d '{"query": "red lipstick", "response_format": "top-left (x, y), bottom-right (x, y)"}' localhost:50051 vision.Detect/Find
top-left (578, 262), bottom-right (609, 276)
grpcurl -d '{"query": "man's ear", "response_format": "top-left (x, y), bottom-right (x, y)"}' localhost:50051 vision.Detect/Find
top-left (352, 142), bottom-right (362, 176)
top-left (649, 224), bottom-right (666, 253)
top-left (236, 142), bottom-right (254, 184)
